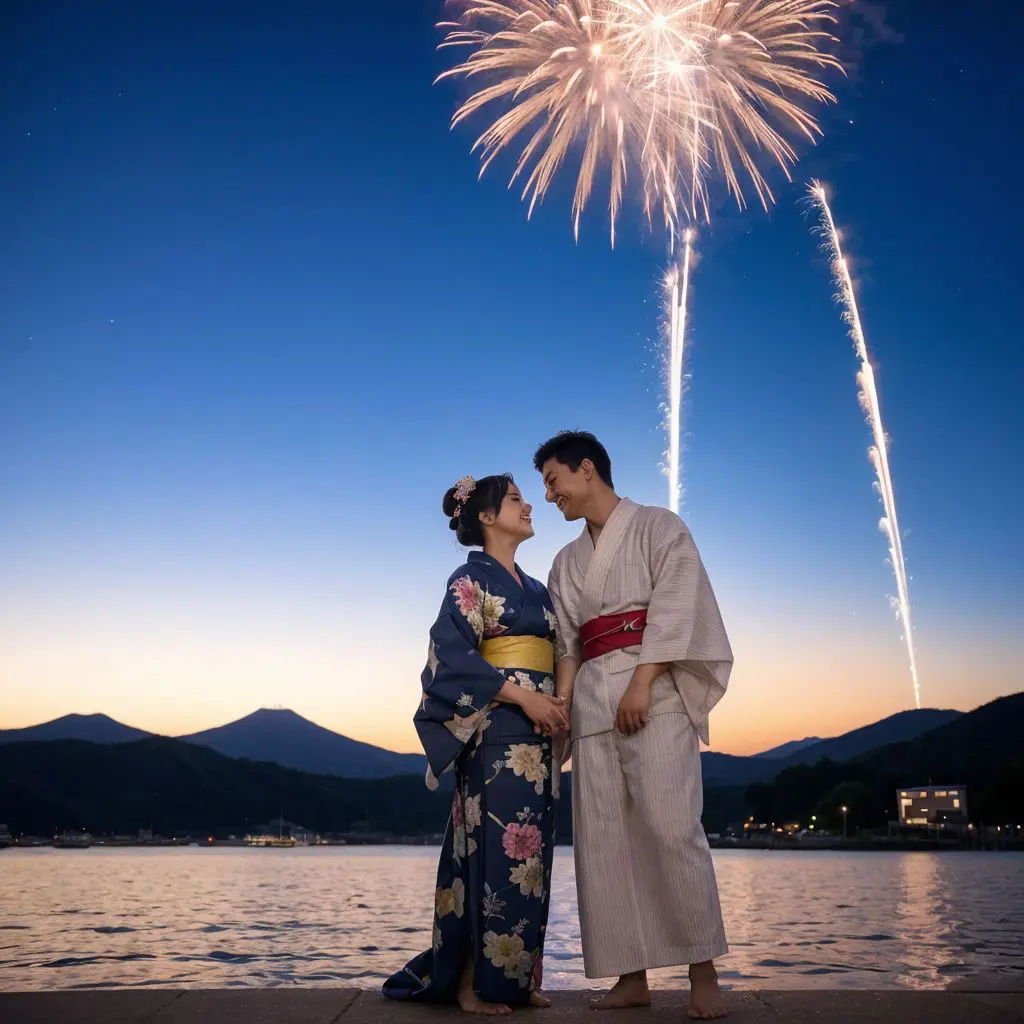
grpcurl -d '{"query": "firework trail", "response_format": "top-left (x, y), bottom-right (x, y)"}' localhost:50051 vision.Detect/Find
top-left (665, 229), bottom-right (694, 514)
top-left (809, 181), bottom-right (921, 709)
top-left (436, 1), bottom-right (841, 508)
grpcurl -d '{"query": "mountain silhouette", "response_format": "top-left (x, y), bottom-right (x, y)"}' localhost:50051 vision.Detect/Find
top-left (776, 708), bottom-right (961, 768)
top-left (746, 693), bottom-right (1024, 831)
top-left (699, 707), bottom-right (961, 786)
top-left (2, 706), bottom-right (960, 785)
top-left (854, 693), bottom-right (1023, 780)
top-left (1, 694), bottom-right (1017, 839)
top-left (0, 713), bottom-right (151, 745)
top-left (753, 736), bottom-right (823, 759)
top-left (177, 708), bottom-right (426, 779)
top-left (0, 736), bottom-right (444, 838)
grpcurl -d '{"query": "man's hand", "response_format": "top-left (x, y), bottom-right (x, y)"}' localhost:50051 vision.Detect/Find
top-left (615, 676), bottom-right (653, 735)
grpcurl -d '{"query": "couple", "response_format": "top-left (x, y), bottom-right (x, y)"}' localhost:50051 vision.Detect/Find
top-left (382, 432), bottom-right (733, 1020)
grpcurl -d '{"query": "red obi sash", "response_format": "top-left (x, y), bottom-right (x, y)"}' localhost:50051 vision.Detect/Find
top-left (579, 610), bottom-right (647, 662)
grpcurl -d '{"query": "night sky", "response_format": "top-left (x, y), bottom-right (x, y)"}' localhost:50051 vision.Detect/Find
top-left (2, 1), bottom-right (1021, 755)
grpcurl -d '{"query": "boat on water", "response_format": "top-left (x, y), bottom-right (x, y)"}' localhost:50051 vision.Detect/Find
top-left (244, 834), bottom-right (297, 848)
top-left (53, 831), bottom-right (93, 848)
top-left (243, 815), bottom-right (313, 847)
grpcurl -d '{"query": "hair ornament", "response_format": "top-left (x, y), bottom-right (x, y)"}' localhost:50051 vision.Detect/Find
top-left (451, 475), bottom-right (476, 518)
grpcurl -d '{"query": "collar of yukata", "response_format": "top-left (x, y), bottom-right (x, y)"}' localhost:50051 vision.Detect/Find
top-left (452, 475), bottom-right (476, 518)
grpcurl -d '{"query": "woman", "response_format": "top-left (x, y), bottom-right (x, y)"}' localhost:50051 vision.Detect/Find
top-left (383, 474), bottom-right (569, 1015)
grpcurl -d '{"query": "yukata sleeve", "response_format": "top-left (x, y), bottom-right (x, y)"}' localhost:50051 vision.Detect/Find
top-left (637, 511), bottom-right (733, 711)
top-left (414, 572), bottom-right (509, 782)
top-left (546, 559), bottom-right (580, 662)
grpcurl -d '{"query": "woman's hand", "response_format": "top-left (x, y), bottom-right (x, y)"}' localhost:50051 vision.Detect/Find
top-left (519, 691), bottom-right (570, 736)
top-left (553, 730), bottom-right (573, 765)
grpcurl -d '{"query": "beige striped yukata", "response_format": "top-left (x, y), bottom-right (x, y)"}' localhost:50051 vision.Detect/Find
top-left (547, 499), bottom-right (733, 979)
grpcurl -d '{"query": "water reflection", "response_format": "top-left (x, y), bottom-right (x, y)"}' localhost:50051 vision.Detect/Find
top-left (0, 847), bottom-right (1021, 992)
top-left (893, 850), bottom-right (946, 988)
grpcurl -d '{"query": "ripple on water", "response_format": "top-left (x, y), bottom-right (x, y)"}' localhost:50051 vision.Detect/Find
top-left (2, 847), bottom-right (1022, 992)
top-left (41, 954), bottom-right (157, 969)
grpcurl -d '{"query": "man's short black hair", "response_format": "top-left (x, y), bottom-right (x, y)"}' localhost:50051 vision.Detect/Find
top-left (533, 431), bottom-right (613, 488)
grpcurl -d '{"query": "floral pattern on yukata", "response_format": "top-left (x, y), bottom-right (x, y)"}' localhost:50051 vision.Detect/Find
top-left (450, 574), bottom-right (508, 640)
top-left (383, 552), bottom-right (558, 1007)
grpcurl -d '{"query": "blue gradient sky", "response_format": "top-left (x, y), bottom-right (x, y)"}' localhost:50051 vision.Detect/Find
top-left (2, 1), bottom-right (1021, 755)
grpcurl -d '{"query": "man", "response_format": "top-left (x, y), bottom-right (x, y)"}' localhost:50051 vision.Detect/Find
top-left (535, 431), bottom-right (733, 1021)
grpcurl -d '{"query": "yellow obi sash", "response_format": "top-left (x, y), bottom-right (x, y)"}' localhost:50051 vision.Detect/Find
top-left (480, 635), bottom-right (554, 675)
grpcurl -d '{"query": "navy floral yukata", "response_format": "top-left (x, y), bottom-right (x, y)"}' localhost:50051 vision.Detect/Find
top-left (382, 551), bottom-right (558, 1006)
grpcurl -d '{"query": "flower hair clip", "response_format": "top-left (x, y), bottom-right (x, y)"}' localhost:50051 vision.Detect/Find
top-left (452, 475), bottom-right (476, 518)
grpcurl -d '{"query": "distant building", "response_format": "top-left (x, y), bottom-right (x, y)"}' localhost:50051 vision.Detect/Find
top-left (896, 785), bottom-right (968, 831)
top-left (0, 824), bottom-right (11, 848)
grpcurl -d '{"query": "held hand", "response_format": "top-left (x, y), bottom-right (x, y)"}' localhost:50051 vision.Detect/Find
top-left (554, 730), bottom-right (573, 765)
top-left (615, 677), bottom-right (652, 735)
top-left (520, 692), bottom-right (570, 736)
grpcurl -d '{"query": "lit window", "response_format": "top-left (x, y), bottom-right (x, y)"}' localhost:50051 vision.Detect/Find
top-left (900, 791), bottom-right (907, 798)
top-left (953, 799), bottom-right (960, 809)
top-left (919, 791), bottom-right (927, 798)
top-left (949, 790), bottom-right (959, 796)
top-left (934, 790), bottom-right (947, 797)
top-left (920, 808), bottom-right (928, 813)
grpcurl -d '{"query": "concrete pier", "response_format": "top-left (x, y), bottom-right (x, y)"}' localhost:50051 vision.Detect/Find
top-left (1, 981), bottom-right (1022, 1024)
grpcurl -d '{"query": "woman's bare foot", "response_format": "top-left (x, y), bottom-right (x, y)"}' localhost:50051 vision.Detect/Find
top-left (687, 961), bottom-right (727, 1019)
top-left (457, 989), bottom-right (512, 1016)
top-left (458, 954), bottom-right (511, 1015)
top-left (529, 991), bottom-right (552, 1007)
top-left (589, 971), bottom-right (651, 1010)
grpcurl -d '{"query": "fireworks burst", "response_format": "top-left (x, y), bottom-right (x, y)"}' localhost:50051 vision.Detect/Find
top-left (437, 0), bottom-right (842, 240)
top-left (809, 181), bottom-right (922, 710)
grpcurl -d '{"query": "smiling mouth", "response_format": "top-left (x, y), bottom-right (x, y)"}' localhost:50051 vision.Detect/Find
top-left (556, 497), bottom-right (568, 512)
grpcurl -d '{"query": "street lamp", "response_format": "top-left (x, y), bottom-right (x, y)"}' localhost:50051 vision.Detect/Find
top-left (840, 805), bottom-right (849, 841)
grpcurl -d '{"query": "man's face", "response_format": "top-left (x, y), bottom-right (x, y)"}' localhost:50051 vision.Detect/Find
top-left (541, 457), bottom-right (589, 521)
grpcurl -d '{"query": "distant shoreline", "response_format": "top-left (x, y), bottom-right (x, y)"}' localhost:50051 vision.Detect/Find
top-left (4, 839), bottom-right (1022, 853)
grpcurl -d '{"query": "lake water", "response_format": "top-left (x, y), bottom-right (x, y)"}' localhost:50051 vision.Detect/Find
top-left (0, 847), bottom-right (1021, 992)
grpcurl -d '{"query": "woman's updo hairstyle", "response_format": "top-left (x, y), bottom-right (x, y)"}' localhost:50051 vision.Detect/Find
top-left (442, 473), bottom-right (514, 548)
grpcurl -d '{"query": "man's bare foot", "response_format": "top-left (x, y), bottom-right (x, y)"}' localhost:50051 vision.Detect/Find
top-left (457, 989), bottom-right (512, 1015)
top-left (687, 961), bottom-right (727, 1020)
top-left (529, 991), bottom-right (552, 1007)
top-left (589, 972), bottom-right (651, 1010)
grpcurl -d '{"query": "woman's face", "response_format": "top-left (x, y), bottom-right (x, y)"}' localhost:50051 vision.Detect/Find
top-left (483, 483), bottom-right (534, 542)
